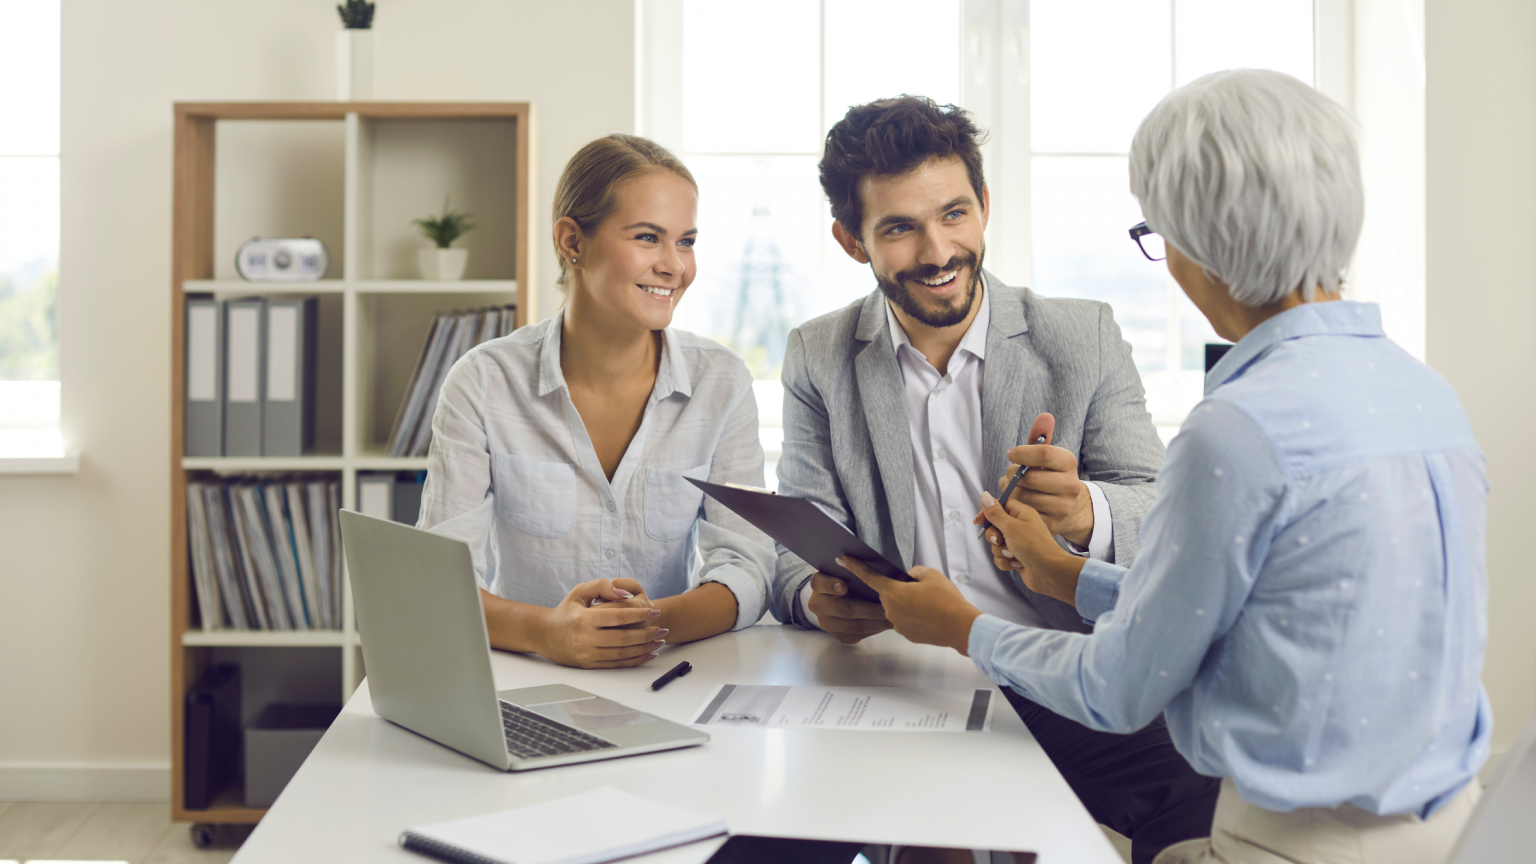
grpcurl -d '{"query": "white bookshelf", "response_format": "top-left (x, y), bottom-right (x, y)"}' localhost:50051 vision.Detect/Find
top-left (180, 630), bottom-right (357, 648)
top-left (170, 102), bottom-right (535, 824)
top-left (184, 278), bottom-right (518, 295)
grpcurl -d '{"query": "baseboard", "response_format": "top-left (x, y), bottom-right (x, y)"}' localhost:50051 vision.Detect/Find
top-left (0, 762), bottom-right (171, 802)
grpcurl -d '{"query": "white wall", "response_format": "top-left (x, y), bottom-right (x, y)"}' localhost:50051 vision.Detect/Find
top-left (0, 0), bottom-right (634, 800)
top-left (1425, 0), bottom-right (1536, 754)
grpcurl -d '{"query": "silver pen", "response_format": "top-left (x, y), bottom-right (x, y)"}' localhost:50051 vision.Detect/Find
top-left (977, 435), bottom-right (1048, 540)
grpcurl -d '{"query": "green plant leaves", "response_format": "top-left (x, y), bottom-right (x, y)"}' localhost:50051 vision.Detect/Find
top-left (411, 196), bottom-right (477, 249)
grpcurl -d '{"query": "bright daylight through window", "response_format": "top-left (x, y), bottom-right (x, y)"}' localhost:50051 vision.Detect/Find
top-left (1030, 0), bottom-right (1314, 436)
top-left (0, 0), bottom-right (63, 458)
top-left (648, 0), bottom-right (1317, 479)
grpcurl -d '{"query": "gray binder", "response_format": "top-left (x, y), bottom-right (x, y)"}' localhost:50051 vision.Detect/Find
top-left (223, 299), bottom-right (265, 457)
top-left (184, 298), bottom-right (224, 457)
top-left (356, 472), bottom-right (396, 522)
top-left (394, 473), bottom-right (425, 526)
top-left (262, 297), bottom-right (318, 456)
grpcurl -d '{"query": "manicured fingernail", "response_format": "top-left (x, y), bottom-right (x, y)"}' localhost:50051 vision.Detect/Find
top-left (833, 582), bottom-right (846, 594)
top-left (651, 640), bottom-right (666, 648)
top-left (647, 653), bottom-right (660, 660)
top-left (981, 491), bottom-right (997, 506)
top-left (613, 589), bottom-right (633, 599)
top-left (655, 629), bottom-right (671, 638)
top-left (835, 557), bottom-right (848, 567)
top-left (650, 609), bottom-right (662, 617)
top-left (1003, 550), bottom-right (1015, 559)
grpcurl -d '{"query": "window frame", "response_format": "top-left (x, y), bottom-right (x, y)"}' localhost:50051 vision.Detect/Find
top-left (636, 0), bottom-right (1418, 448)
top-left (0, 0), bottom-right (72, 472)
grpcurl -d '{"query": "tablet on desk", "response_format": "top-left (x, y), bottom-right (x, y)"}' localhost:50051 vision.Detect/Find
top-left (687, 478), bottom-right (911, 602)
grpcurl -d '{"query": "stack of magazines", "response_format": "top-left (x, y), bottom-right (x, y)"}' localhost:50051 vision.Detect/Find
top-left (185, 476), bottom-right (343, 631)
top-left (387, 305), bottom-right (516, 458)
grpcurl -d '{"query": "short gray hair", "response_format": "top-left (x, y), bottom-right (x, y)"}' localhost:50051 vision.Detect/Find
top-left (1129, 69), bottom-right (1363, 307)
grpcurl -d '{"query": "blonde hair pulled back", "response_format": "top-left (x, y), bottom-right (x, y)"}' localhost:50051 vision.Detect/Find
top-left (552, 134), bottom-right (697, 291)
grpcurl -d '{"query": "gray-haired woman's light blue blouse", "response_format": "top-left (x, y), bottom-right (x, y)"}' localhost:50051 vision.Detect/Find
top-left (417, 311), bottom-right (775, 630)
top-left (969, 301), bottom-right (1491, 818)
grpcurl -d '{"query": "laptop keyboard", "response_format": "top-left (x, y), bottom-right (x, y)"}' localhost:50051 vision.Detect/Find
top-left (499, 701), bottom-right (619, 760)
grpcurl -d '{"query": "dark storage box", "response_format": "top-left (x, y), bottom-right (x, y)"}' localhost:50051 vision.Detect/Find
top-left (243, 703), bottom-right (340, 807)
top-left (184, 664), bottom-right (241, 809)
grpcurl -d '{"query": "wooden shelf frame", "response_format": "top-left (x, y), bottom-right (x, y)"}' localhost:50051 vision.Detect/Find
top-left (170, 101), bottom-right (536, 825)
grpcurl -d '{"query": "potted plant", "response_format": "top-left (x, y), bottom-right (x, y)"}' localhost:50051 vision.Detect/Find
top-left (413, 197), bottom-right (477, 280)
top-left (335, 1), bottom-right (376, 100)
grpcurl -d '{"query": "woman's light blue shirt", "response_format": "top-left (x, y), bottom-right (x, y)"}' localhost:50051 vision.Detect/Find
top-left (417, 312), bottom-right (775, 630)
top-left (969, 301), bottom-right (1491, 816)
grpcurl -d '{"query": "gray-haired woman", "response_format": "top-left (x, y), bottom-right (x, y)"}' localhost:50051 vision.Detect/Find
top-left (841, 69), bottom-right (1489, 864)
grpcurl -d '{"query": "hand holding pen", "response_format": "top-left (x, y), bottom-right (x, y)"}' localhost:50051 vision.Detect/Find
top-left (977, 413), bottom-right (1057, 541)
top-left (976, 432), bottom-right (1048, 540)
top-left (976, 412), bottom-right (1099, 558)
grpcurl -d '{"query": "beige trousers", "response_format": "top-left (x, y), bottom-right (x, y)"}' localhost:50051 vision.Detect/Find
top-left (1152, 778), bottom-right (1479, 864)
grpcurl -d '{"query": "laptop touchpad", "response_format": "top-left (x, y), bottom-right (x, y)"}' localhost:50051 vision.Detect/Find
top-left (527, 696), bottom-right (661, 731)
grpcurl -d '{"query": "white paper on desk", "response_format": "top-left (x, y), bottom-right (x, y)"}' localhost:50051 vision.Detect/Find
top-left (399, 786), bottom-right (727, 864)
top-left (691, 684), bottom-right (995, 732)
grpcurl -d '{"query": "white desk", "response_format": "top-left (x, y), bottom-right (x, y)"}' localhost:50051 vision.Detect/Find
top-left (233, 626), bottom-right (1123, 863)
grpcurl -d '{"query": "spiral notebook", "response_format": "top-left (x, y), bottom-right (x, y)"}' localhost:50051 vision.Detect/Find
top-left (399, 786), bottom-right (727, 864)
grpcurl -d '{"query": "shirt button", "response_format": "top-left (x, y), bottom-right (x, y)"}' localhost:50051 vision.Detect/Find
top-left (604, 549), bottom-right (615, 559)
top-left (606, 501), bottom-right (616, 512)
top-left (934, 387), bottom-right (946, 397)
top-left (954, 573), bottom-right (970, 585)
top-left (936, 447), bottom-right (948, 460)
top-left (948, 509), bottom-right (960, 521)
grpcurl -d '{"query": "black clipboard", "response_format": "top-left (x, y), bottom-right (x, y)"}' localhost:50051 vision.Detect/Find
top-left (688, 478), bottom-right (911, 602)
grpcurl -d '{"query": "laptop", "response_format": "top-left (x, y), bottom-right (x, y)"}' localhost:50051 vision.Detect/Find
top-left (339, 510), bottom-right (709, 771)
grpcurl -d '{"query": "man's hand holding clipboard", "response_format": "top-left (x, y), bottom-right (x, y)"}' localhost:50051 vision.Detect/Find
top-left (684, 479), bottom-right (910, 644)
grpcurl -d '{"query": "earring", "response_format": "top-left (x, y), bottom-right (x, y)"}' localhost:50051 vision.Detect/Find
top-left (570, 257), bottom-right (578, 264)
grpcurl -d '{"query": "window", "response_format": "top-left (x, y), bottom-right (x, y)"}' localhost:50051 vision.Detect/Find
top-left (1022, 0), bottom-right (1314, 436)
top-left (0, 0), bottom-right (63, 460)
top-left (641, 2), bottom-right (1327, 470)
top-left (640, 0), bottom-right (962, 482)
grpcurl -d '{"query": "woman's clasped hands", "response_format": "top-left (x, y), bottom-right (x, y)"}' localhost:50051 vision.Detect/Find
top-left (536, 578), bottom-right (668, 670)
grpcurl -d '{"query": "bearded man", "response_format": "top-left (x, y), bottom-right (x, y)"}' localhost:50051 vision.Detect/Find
top-left (771, 96), bottom-right (1218, 864)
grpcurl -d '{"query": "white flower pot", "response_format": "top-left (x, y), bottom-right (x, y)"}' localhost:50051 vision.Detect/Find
top-left (418, 248), bottom-right (468, 281)
top-left (336, 30), bottom-right (374, 100)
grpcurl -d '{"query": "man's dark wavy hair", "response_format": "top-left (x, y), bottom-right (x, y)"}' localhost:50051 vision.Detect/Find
top-left (819, 95), bottom-right (988, 238)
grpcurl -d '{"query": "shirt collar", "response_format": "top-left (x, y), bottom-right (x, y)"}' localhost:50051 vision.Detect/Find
top-left (1206, 300), bottom-right (1386, 395)
top-left (655, 325), bottom-right (693, 399)
top-left (537, 308), bottom-right (693, 399)
top-left (884, 273), bottom-right (991, 366)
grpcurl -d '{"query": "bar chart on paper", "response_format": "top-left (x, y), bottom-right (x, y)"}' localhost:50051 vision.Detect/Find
top-left (692, 684), bottom-right (995, 732)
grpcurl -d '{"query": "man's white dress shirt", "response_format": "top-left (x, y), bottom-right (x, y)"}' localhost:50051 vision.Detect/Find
top-left (803, 281), bottom-right (1112, 629)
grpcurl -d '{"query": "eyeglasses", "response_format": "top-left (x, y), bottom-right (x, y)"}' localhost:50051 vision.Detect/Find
top-left (1129, 221), bottom-right (1166, 261)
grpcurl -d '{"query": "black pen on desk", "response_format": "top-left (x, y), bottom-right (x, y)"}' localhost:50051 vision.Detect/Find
top-left (650, 661), bottom-right (692, 691)
top-left (977, 434), bottom-right (1048, 540)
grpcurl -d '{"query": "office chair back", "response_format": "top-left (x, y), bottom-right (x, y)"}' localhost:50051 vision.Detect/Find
top-left (1445, 713), bottom-right (1536, 864)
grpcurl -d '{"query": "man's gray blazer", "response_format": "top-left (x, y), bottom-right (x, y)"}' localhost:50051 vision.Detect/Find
top-left (772, 273), bottom-right (1164, 633)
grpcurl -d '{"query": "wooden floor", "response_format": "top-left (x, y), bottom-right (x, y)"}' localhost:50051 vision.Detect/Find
top-left (0, 802), bottom-right (248, 863)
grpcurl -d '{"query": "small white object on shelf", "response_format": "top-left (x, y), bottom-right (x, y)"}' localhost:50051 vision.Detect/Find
top-left (417, 248), bottom-right (469, 280)
top-left (335, 30), bottom-right (374, 100)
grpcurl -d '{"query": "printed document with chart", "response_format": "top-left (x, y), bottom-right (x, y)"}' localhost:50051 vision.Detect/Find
top-left (691, 684), bottom-right (995, 732)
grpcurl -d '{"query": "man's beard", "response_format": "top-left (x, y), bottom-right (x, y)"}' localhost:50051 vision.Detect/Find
top-left (874, 248), bottom-right (985, 329)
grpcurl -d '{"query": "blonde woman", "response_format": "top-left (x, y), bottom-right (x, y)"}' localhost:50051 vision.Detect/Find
top-left (418, 134), bottom-right (773, 669)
